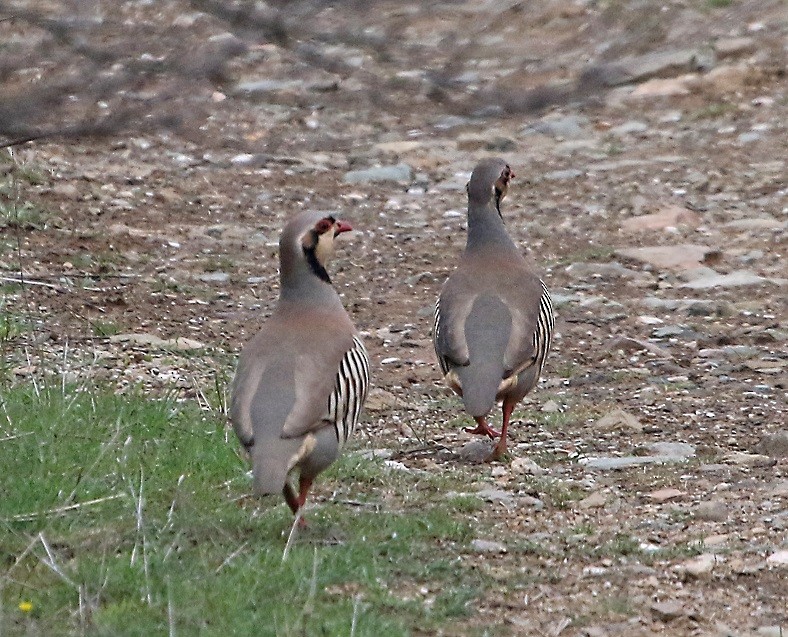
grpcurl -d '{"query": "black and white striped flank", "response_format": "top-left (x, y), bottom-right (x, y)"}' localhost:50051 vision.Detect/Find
top-left (327, 335), bottom-right (370, 446)
top-left (533, 280), bottom-right (554, 374)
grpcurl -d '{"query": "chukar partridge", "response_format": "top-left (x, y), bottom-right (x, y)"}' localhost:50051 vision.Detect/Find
top-left (230, 211), bottom-right (370, 519)
top-left (433, 158), bottom-right (554, 460)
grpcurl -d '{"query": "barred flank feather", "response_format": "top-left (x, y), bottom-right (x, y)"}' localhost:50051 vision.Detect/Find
top-left (432, 299), bottom-right (450, 375)
top-left (327, 335), bottom-right (370, 446)
top-left (533, 280), bottom-right (554, 374)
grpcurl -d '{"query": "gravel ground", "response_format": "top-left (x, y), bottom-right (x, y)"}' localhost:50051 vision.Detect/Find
top-left (1, 1), bottom-right (786, 635)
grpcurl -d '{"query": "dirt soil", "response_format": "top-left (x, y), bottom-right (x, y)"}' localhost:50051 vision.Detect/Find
top-left (1, 1), bottom-right (786, 635)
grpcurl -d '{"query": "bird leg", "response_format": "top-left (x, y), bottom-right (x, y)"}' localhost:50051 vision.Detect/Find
top-left (464, 416), bottom-right (501, 439)
top-left (487, 400), bottom-right (515, 461)
top-left (282, 477), bottom-right (313, 528)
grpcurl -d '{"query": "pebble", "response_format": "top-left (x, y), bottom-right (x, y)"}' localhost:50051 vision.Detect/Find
top-left (510, 457), bottom-right (546, 476)
top-left (721, 452), bottom-right (776, 468)
top-left (108, 333), bottom-right (206, 351)
top-left (650, 600), bottom-right (686, 621)
top-left (525, 115), bottom-right (590, 139)
top-left (754, 431), bottom-right (788, 459)
top-left (615, 245), bottom-right (715, 271)
top-left (648, 442), bottom-right (695, 458)
top-left (544, 168), bottom-right (583, 181)
top-left (581, 455), bottom-right (688, 470)
top-left (610, 120), bottom-right (649, 136)
top-left (694, 500), bottom-right (728, 522)
top-left (471, 539), bottom-right (507, 554)
top-left (680, 553), bottom-right (720, 578)
top-left (197, 272), bottom-right (231, 283)
top-left (343, 163), bottom-right (412, 184)
top-left (579, 491), bottom-right (608, 509)
top-left (593, 408), bottom-right (643, 432)
top-left (765, 550), bottom-right (788, 567)
top-left (679, 270), bottom-right (778, 290)
top-left (646, 488), bottom-right (684, 503)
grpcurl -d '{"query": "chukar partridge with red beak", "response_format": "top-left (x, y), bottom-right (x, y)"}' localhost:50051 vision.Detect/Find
top-left (231, 211), bottom-right (370, 520)
top-left (433, 158), bottom-right (554, 460)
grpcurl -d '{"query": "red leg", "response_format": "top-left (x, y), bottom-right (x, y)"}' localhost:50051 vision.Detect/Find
top-left (488, 400), bottom-right (515, 461)
top-left (464, 416), bottom-right (501, 439)
top-left (282, 476), bottom-right (312, 528)
top-left (283, 482), bottom-right (299, 514)
top-left (296, 475), bottom-right (313, 510)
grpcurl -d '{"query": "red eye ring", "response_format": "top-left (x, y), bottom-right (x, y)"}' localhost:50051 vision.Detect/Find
top-left (315, 218), bottom-right (333, 234)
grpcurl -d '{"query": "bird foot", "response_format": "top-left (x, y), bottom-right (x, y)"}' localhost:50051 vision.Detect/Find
top-left (464, 421), bottom-right (501, 439)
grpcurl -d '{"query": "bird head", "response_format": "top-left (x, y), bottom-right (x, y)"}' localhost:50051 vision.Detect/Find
top-left (466, 158), bottom-right (515, 219)
top-left (301, 215), bottom-right (353, 271)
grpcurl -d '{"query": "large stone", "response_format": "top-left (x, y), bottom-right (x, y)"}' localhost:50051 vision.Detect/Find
top-left (755, 431), bottom-right (788, 459)
top-left (628, 76), bottom-right (695, 98)
top-left (680, 270), bottom-right (782, 290)
top-left (621, 205), bottom-right (702, 233)
top-left (615, 245), bottom-right (716, 271)
top-left (612, 49), bottom-right (707, 85)
top-left (109, 333), bottom-right (206, 351)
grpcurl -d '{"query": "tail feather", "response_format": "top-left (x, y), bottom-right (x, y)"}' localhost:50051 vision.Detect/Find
top-left (251, 435), bottom-right (305, 495)
top-left (457, 361), bottom-right (506, 417)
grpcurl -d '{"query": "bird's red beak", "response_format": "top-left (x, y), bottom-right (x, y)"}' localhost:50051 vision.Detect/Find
top-left (334, 220), bottom-right (353, 235)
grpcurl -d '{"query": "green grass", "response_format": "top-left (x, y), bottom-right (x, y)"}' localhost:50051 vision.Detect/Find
top-left (0, 383), bottom-right (494, 636)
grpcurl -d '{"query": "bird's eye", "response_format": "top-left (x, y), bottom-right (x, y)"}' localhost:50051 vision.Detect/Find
top-left (315, 219), bottom-right (333, 234)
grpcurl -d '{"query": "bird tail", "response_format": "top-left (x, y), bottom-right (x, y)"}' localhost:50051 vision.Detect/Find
top-left (457, 360), bottom-right (506, 417)
top-left (250, 435), bottom-right (305, 495)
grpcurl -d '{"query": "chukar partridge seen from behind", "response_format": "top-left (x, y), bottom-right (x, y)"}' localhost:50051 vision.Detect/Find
top-left (433, 158), bottom-right (554, 460)
top-left (230, 211), bottom-right (370, 520)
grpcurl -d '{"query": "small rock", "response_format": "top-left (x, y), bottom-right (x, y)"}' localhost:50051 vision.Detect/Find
top-left (510, 457), bottom-right (546, 476)
top-left (628, 76), bottom-right (693, 98)
top-left (610, 120), bottom-right (649, 136)
top-left (680, 553), bottom-right (719, 578)
top-left (544, 168), bottom-right (583, 181)
top-left (766, 480), bottom-right (788, 498)
top-left (621, 205), bottom-right (701, 233)
top-left (404, 271), bottom-right (434, 286)
top-left (233, 78), bottom-right (304, 95)
top-left (649, 442), bottom-right (696, 458)
top-left (540, 400), bottom-right (560, 413)
top-left (343, 163), bottom-right (412, 184)
top-left (53, 183), bottom-right (81, 199)
top-left (721, 452), bottom-right (776, 468)
top-left (579, 491), bottom-right (608, 509)
top-left (197, 272), bottom-right (231, 284)
top-left (614, 49), bottom-right (705, 85)
top-left (765, 550), bottom-right (788, 567)
top-left (457, 440), bottom-right (495, 463)
top-left (754, 431), bottom-right (788, 459)
top-left (375, 141), bottom-right (422, 154)
top-left (476, 488), bottom-right (516, 506)
top-left (582, 455), bottom-right (688, 470)
top-left (470, 539), bottom-right (507, 554)
top-left (593, 409), bottom-right (643, 432)
top-left (650, 600), bottom-right (686, 621)
top-left (616, 245), bottom-right (716, 271)
top-left (526, 115), bottom-right (590, 139)
top-left (646, 488), bottom-right (684, 503)
top-left (679, 270), bottom-right (779, 289)
top-left (364, 388), bottom-right (402, 412)
top-left (108, 333), bottom-right (206, 351)
top-left (714, 36), bottom-right (756, 58)
top-left (694, 500), bottom-right (728, 522)
top-left (755, 627), bottom-right (785, 637)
